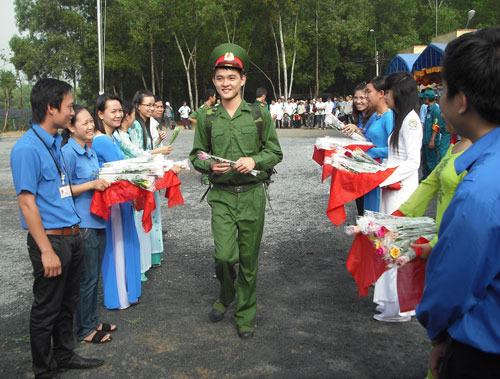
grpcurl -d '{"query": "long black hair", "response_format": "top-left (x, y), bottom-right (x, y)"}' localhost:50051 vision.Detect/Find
top-left (94, 93), bottom-right (122, 134)
top-left (132, 90), bottom-right (154, 150)
top-left (385, 71), bottom-right (418, 151)
top-left (61, 104), bottom-right (86, 146)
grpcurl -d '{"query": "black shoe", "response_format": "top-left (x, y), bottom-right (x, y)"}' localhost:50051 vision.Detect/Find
top-left (209, 308), bottom-right (225, 322)
top-left (57, 353), bottom-right (104, 371)
top-left (238, 330), bottom-right (254, 339)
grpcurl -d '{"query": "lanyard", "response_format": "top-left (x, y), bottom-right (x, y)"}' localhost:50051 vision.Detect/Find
top-left (31, 126), bottom-right (67, 185)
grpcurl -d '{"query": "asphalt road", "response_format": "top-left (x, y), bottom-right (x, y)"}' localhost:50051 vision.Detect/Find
top-left (0, 128), bottom-right (432, 379)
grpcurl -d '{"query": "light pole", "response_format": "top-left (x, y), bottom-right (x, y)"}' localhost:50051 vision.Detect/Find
top-left (466, 9), bottom-right (476, 28)
top-left (370, 29), bottom-right (379, 76)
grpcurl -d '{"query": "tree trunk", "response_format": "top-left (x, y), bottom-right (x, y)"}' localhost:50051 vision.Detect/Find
top-left (174, 32), bottom-right (194, 110)
top-left (140, 71), bottom-right (148, 90)
top-left (73, 71), bottom-right (78, 103)
top-left (250, 61), bottom-right (277, 100)
top-left (315, 8), bottom-right (319, 99)
top-left (271, 23), bottom-right (282, 98)
top-left (18, 71), bottom-right (23, 130)
top-left (150, 36), bottom-right (155, 94)
top-left (278, 13), bottom-right (288, 101)
top-left (192, 38), bottom-right (199, 110)
top-left (288, 13), bottom-right (298, 99)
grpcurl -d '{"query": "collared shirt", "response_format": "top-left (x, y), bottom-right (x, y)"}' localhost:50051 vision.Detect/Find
top-left (10, 124), bottom-right (80, 229)
top-left (416, 126), bottom-right (500, 354)
top-left (423, 103), bottom-right (444, 144)
top-left (189, 99), bottom-right (283, 186)
top-left (362, 110), bottom-right (394, 160)
top-left (178, 105), bottom-right (191, 118)
top-left (62, 137), bottom-right (106, 229)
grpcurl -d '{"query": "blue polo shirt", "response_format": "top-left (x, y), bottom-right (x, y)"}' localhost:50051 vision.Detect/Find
top-left (416, 126), bottom-right (500, 354)
top-left (62, 137), bottom-right (106, 229)
top-left (10, 124), bottom-right (80, 230)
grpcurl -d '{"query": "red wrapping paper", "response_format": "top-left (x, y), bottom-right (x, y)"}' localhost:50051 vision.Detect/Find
top-left (91, 171), bottom-right (183, 233)
top-left (346, 233), bottom-right (389, 297)
top-left (397, 237), bottom-right (428, 312)
top-left (346, 233), bottom-right (428, 306)
top-left (326, 166), bottom-right (397, 226)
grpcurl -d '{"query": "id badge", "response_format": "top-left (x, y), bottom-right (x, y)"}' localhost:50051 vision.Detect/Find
top-left (59, 185), bottom-right (71, 199)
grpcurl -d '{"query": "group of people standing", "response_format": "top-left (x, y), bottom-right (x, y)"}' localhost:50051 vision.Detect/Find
top-left (342, 28), bottom-right (500, 379)
top-left (266, 95), bottom-right (354, 129)
top-left (11, 79), bottom-right (181, 378)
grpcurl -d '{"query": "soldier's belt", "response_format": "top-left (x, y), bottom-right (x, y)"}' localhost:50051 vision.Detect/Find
top-left (212, 181), bottom-right (263, 193)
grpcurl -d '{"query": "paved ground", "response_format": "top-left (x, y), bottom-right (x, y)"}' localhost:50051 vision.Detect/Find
top-left (0, 128), bottom-right (433, 378)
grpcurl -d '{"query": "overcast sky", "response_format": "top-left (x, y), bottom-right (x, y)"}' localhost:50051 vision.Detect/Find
top-left (0, 1), bottom-right (18, 69)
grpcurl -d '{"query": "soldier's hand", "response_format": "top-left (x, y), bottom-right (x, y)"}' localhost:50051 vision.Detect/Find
top-left (234, 157), bottom-right (256, 174)
top-left (42, 250), bottom-right (62, 277)
top-left (211, 162), bottom-right (231, 175)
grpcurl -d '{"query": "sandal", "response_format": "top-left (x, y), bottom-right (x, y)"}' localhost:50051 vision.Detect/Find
top-left (97, 323), bottom-right (117, 332)
top-left (83, 330), bottom-right (112, 344)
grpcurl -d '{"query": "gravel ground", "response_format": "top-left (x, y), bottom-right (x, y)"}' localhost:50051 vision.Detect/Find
top-left (0, 128), bottom-right (432, 379)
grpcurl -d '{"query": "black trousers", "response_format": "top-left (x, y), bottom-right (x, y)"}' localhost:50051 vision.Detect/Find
top-left (28, 232), bottom-right (83, 378)
top-left (441, 339), bottom-right (500, 379)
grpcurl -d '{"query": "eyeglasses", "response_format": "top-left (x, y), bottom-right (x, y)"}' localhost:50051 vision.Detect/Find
top-left (140, 103), bottom-right (157, 108)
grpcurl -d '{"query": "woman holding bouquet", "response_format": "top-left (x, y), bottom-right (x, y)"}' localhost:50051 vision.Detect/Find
top-left (114, 101), bottom-right (173, 281)
top-left (342, 82), bottom-right (375, 215)
top-left (92, 93), bottom-right (141, 310)
top-left (372, 71), bottom-right (422, 322)
top-left (129, 90), bottom-right (168, 268)
top-left (61, 105), bottom-right (116, 343)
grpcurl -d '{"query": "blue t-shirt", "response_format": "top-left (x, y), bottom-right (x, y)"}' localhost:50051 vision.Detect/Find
top-left (362, 110), bottom-right (394, 159)
top-left (62, 137), bottom-right (106, 229)
top-left (416, 126), bottom-right (500, 354)
top-left (91, 133), bottom-right (124, 167)
top-left (10, 124), bottom-right (80, 229)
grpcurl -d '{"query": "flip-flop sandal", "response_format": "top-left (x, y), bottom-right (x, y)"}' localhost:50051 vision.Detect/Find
top-left (83, 330), bottom-right (112, 344)
top-left (98, 323), bottom-right (117, 332)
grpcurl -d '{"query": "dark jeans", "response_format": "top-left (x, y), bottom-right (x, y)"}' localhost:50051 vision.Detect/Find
top-left (440, 339), bottom-right (500, 379)
top-left (304, 113), bottom-right (314, 128)
top-left (28, 232), bottom-right (83, 378)
top-left (75, 228), bottom-right (106, 341)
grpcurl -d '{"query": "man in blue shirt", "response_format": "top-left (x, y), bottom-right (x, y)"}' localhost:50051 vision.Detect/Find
top-left (415, 28), bottom-right (500, 378)
top-left (10, 79), bottom-right (104, 378)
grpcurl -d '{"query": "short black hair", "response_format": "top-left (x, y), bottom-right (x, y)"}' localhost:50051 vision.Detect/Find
top-left (154, 93), bottom-right (162, 103)
top-left (121, 100), bottom-right (134, 117)
top-left (256, 87), bottom-right (267, 98)
top-left (30, 78), bottom-right (72, 124)
top-left (369, 75), bottom-right (387, 92)
top-left (443, 27), bottom-right (500, 125)
top-left (204, 89), bottom-right (216, 101)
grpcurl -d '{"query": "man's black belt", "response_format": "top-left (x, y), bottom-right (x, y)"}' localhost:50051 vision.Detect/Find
top-left (212, 182), bottom-right (263, 193)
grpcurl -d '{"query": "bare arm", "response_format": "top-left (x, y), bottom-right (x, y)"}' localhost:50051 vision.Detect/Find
top-left (71, 179), bottom-right (110, 197)
top-left (18, 191), bottom-right (62, 277)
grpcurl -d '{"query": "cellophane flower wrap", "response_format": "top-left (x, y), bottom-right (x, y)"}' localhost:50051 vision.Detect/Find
top-left (326, 115), bottom-right (369, 142)
top-left (168, 126), bottom-right (181, 145)
top-left (344, 211), bottom-right (436, 267)
top-left (197, 151), bottom-right (261, 176)
top-left (317, 139), bottom-right (382, 174)
top-left (98, 154), bottom-right (189, 191)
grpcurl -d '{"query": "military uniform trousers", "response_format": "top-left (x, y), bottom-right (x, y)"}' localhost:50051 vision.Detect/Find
top-left (207, 184), bottom-right (266, 329)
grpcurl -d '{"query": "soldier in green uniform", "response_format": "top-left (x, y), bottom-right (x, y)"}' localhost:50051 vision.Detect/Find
top-left (189, 43), bottom-right (282, 339)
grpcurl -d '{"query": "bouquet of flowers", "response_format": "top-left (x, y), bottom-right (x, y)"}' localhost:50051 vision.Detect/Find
top-left (315, 136), bottom-right (372, 150)
top-left (345, 211), bottom-right (436, 267)
top-left (98, 154), bottom-right (188, 191)
top-left (323, 144), bottom-right (382, 174)
top-left (327, 115), bottom-right (368, 142)
top-left (197, 151), bottom-right (261, 176)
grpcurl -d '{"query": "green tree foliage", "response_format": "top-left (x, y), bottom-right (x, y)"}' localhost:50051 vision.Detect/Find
top-left (7, 0), bottom-right (500, 111)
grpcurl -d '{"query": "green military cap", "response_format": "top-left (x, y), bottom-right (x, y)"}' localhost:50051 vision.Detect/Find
top-left (419, 89), bottom-right (435, 100)
top-left (209, 43), bottom-right (249, 72)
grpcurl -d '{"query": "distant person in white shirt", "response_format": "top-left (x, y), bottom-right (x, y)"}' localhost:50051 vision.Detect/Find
top-left (178, 102), bottom-right (191, 129)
